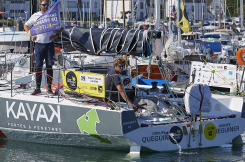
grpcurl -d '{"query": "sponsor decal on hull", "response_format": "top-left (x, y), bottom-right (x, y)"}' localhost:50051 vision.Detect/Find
top-left (138, 126), bottom-right (183, 145)
top-left (6, 101), bottom-right (61, 123)
top-left (169, 126), bottom-right (183, 144)
top-left (204, 123), bottom-right (217, 140)
top-left (204, 122), bottom-right (240, 141)
top-left (77, 109), bottom-right (111, 144)
top-left (142, 131), bottom-right (170, 143)
top-left (217, 123), bottom-right (239, 134)
top-left (4, 100), bottom-right (62, 132)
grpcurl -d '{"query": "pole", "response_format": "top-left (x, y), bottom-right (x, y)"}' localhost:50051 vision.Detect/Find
top-left (89, 0), bottom-right (91, 27)
top-left (100, 0), bottom-right (102, 25)
top-left (201, 0), bottom-right (203, 34)
top-left (104, 0), bottom-right (107, 28)
top-left (111, 0), bottom-right (113, 27)
top-left (30, 0), bottom-right (37, 73)
top-left (155, 0), bottom-right (160, 29)
top-left (224, 0), bottom-right (226, 28)
top-left (177, 0), bottom-right (181, 47)
top-left (62, 0), bottom-right (65, 25)
top-left (2, 0), bottom-right (4, 32)
top-left (237, 0), bottom-right (239, 15)
top-left (11, 70), bottom-right (12, 97)
top-left (193, 0), bottom-right (195, 22)
top-left (122, 0), bottom-right (125, 29)
top-left (219, 0), bottom-right (221, 28)
top-left (83, 1), bottom-right (85, 24)
top-left (241, 0), bottom-right (243, 29)
top-left (131, 0), bottom-right (134, 29)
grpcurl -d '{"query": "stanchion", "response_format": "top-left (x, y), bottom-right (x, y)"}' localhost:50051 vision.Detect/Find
top-left (11, 70), bottom-right (12, 97)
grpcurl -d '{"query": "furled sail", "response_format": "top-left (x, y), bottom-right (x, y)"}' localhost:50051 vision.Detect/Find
top-left (54, 26), bottom-right (158, 56)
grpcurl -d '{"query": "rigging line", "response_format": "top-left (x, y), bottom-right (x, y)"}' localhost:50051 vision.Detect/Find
top-left (115, 0), bottom-right (118, 20)
top-left (202, 58), bottom-right (241, 92)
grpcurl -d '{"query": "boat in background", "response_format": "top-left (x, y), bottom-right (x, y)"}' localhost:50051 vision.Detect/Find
top-left (0, 29), bottom-right (30, 55)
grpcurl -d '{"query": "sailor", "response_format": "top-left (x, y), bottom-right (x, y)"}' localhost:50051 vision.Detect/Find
top-left (24, 0), bottom-right (65, 95)
top-left (105, 58), bottom-right (137, 111)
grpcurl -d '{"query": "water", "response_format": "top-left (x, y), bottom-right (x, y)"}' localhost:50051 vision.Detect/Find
top-left (0, 140), bottom-right (245, 162)
top-left (169, 133), bottom-right (182, 153)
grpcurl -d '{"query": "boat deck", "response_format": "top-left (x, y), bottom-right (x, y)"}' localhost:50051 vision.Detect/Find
top-left (0, 85), bottom-right (130, 112)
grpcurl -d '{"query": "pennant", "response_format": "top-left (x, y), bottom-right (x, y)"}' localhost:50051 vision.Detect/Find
top-left (178, 0), bottom-right (191, 33)
top-left (26, 30), bottom-right (30, 38)
top-left (171, 5), bottom-right (176, 18)
top-left (29, 2), bottom-right (61, 37)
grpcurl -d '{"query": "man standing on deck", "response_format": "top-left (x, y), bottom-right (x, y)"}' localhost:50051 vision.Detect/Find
top-left (105, 58), bottom-right (138, 111)
top-left (24, 0), bottom-right (64, 95)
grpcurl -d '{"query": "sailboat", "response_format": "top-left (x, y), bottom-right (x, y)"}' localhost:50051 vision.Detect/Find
top-left (0, 0), bottom-right (245, 153)
top-left (0, 21), bottom-right (244, 152)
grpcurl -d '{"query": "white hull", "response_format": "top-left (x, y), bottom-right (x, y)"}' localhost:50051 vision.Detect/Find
top-left (0, 89), bottom-right (244, 152)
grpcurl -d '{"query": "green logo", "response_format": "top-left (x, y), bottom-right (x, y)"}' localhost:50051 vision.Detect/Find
top-left (77, 109), bottom-right (111, 144)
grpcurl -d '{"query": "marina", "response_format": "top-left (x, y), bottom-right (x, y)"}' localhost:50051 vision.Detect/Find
top-left (1, 0), bottom-right (245, 160)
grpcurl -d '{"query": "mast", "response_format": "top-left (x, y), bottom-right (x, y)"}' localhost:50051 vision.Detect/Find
top-left (30, 0), bottom-right (37, 72)
top-left (201, 0), bottom-right (203, 34)
top-left (111, 0), bottom-right (113, 27)
top-left (83, 1), bottom-right (85, 24)
top-left (131, 0), bottom-right (134, 29)
top-left (104, 0), bottom-right (107, 28)
top-left (2, 0), bottom-right (4, 32)
top-left (219, 0), bottom-right (221, 28)
top-left (155, 0), bottom-right (160, 29)
top-left (89, 0), bottom-right (91, 27)
top-left (122, 0), bottom-right (125, 29)
top-left (241, 0), bottom-right (243, 29)
top-left (62, 0), bottom-right (65, 24)
top-left (224, 0), bottom-right (226, 28)
top-left (78, 0), bottom-right (82, 25)
top-left (192, 0), bottom-right (195, 23)
top-left (100, 0), bottom-right (102, 25)
top-left (177, 0), bottom-right (181, 47)
top-left (237, 0), bottom-right (239, 16)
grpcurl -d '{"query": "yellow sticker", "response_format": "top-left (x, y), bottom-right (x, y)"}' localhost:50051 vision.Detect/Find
top-left (204, 123), bottom-right (217, 141)
top-left (62, 70), bottom-right (105, 98)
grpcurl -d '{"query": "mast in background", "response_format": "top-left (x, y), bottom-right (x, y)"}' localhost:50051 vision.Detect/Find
top-left (224, 0), bottom-right (226, 28)
top-left (201, 0), bottom-right (203, 34)
top-left (177, 0), bottom-right (181, 47)
top-left (155, 0), bottom-right (160, 29)
top-left (219, 0), bottom-right (221, 28)
top-left (30, 0), bottom-right (37, 72)
top-left (62, 0), bottom-right (65, 24)
top-left (192, 0), bottom-right (195, 23)
top-left (2, 0), bottom-right (4, 32)
top-left (104, 0), bottom-right (107, 28)
top-left (122, 0), bottom-right (125, 29)
top-left (240, 0), bottom-right (243, 29)
top-left (100, 0), bottom-right (102, 25)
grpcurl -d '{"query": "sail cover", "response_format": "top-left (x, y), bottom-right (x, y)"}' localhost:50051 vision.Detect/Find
top-left (54, 26), bottom-right (158, 56)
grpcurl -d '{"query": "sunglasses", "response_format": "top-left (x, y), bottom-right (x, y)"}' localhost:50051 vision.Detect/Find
top-left (118, 65), bottom-right (125, 69)
top-left (41, 4), bottom-right (49, 7)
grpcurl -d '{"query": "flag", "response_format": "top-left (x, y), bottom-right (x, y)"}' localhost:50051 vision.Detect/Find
top-left (29, 2), bottom-right (61, 37)
top-left (178, 0), bottom-right (191, 33)
top-left (171, 5), bottom-right (176, 18)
